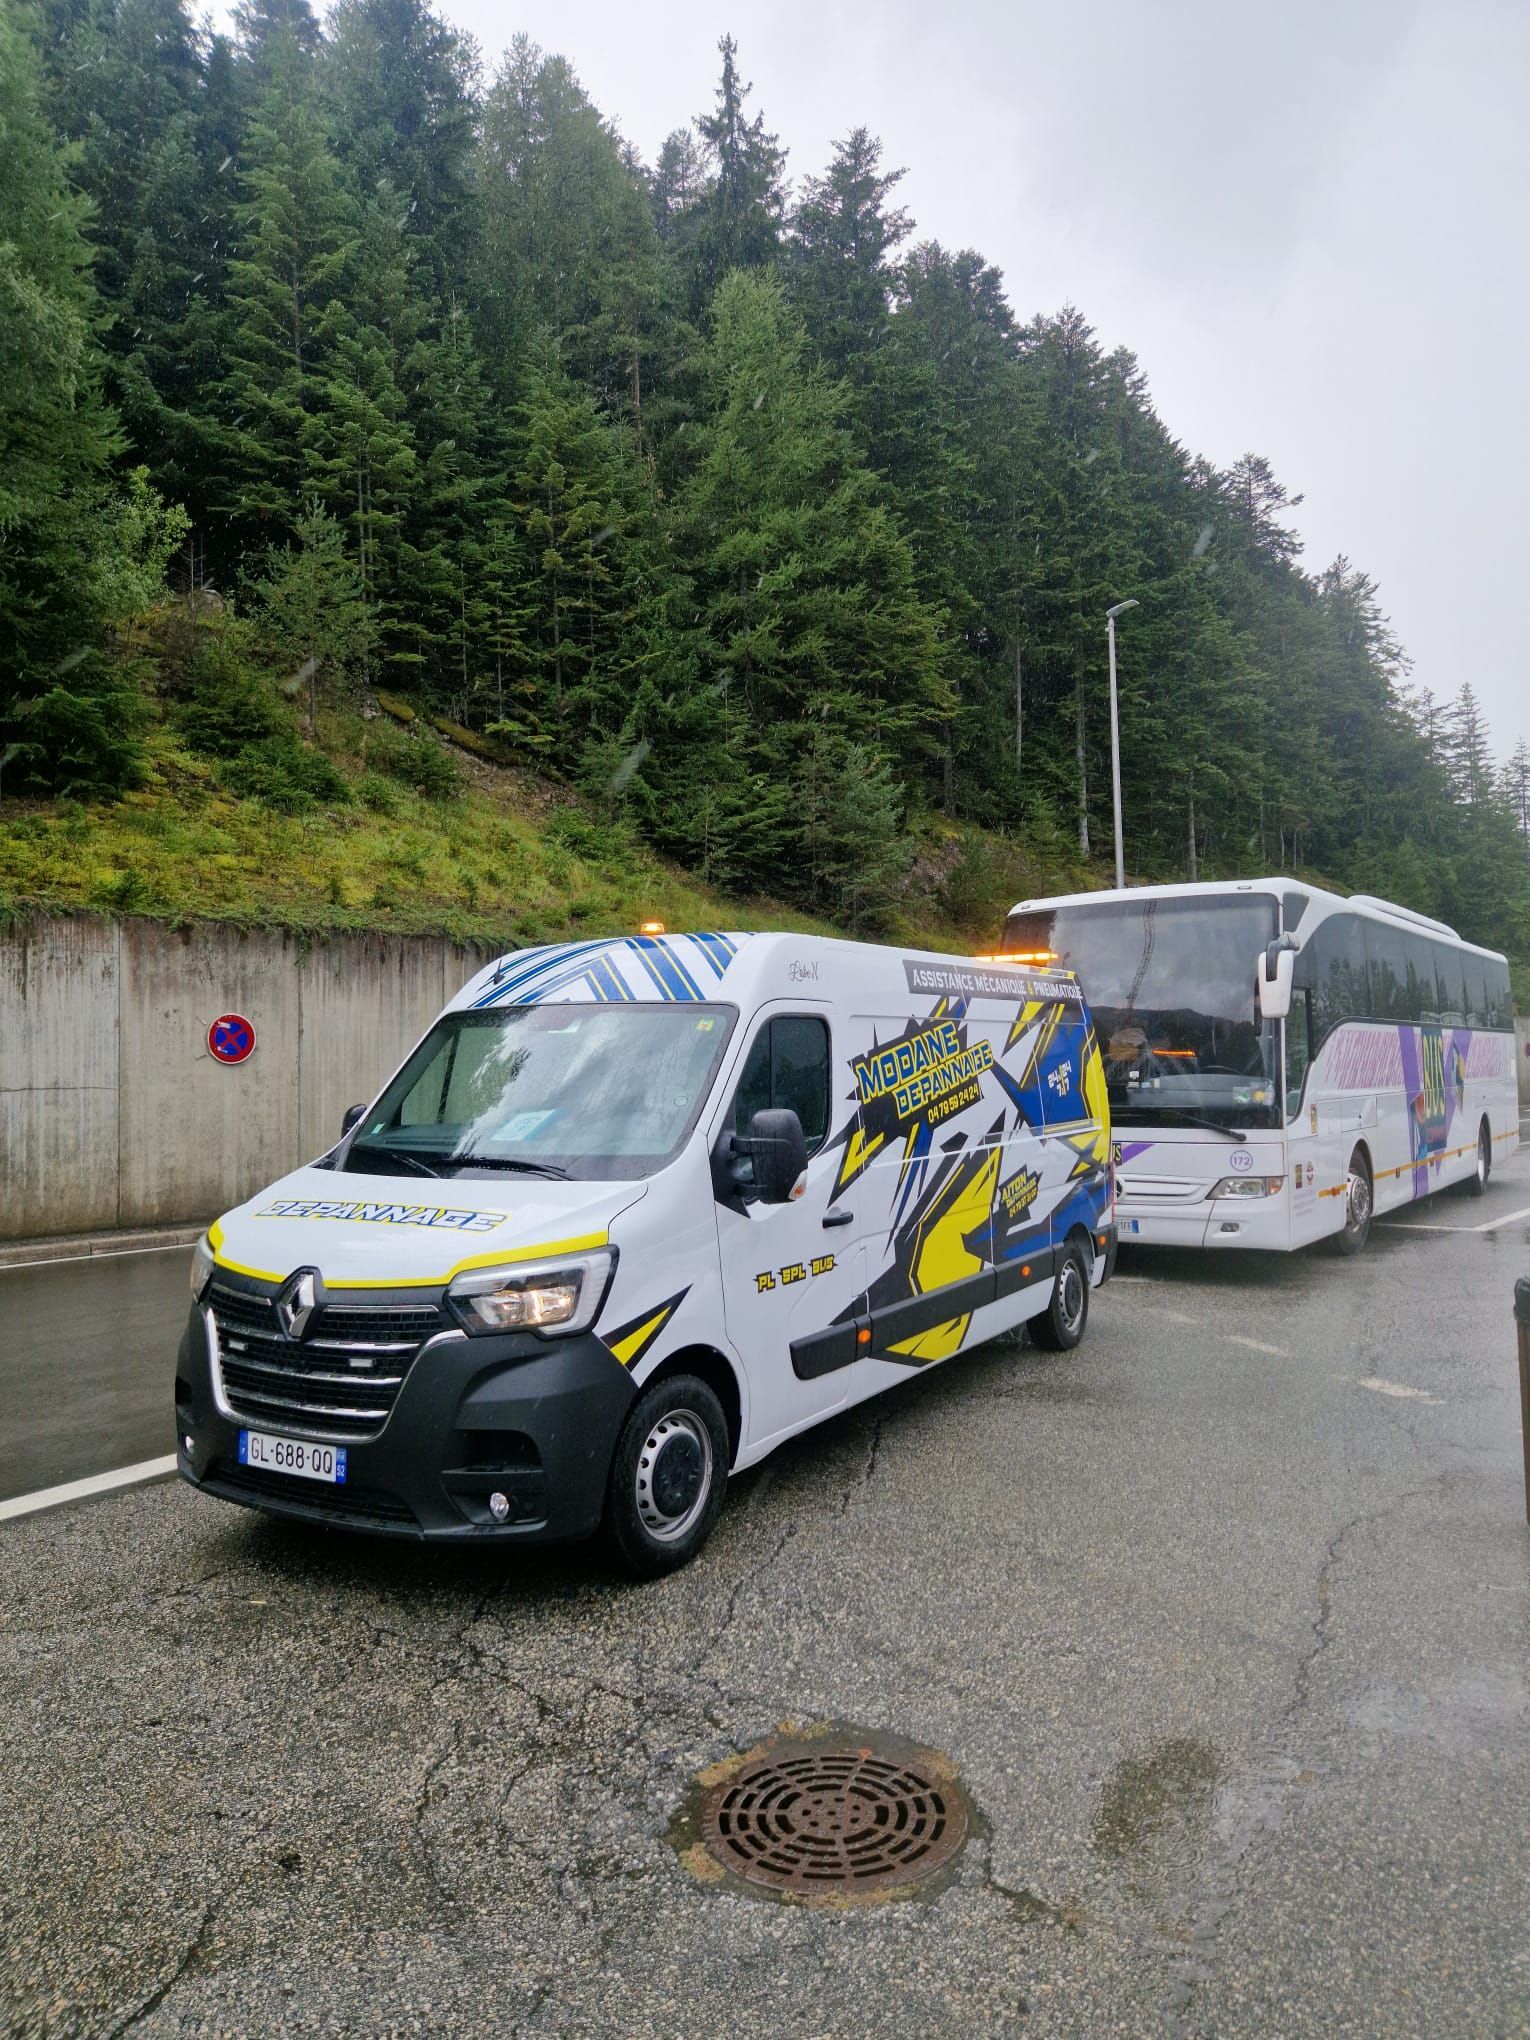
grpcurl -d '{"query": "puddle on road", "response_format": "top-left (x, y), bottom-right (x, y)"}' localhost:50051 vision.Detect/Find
top-left (1093, 1737), bottom-right (1221, 1860)
top-left (1352, 1669), bottom-right (1530, 1754)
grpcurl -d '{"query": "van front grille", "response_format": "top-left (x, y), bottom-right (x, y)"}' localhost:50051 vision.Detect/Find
top-left (208, 1280), bottom-right (447, 1441)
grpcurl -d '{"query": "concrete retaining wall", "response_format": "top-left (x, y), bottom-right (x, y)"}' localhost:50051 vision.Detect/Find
top-left (0, 917), bottom-right (494, 1243)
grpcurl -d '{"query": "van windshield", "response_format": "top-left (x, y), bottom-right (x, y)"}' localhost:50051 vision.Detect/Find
top-left (343, 1004), bottom-right (736, 1182)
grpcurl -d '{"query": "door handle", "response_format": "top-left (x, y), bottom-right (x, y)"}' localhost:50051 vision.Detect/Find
top-left (822, 1207), bottom-right (854, 1228)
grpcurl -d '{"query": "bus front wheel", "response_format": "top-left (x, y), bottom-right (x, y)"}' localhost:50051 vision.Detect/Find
top-left (1466, 1119), bottom-right (1491, 1198)
top-left (1333, 1148), bottom-right (1373, 1256)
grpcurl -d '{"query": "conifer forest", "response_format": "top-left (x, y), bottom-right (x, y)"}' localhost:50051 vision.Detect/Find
top-left (2, 0), bottom-right (1527, 970)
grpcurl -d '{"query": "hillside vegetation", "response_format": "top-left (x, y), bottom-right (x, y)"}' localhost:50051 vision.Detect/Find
top-left (1, 2), bottom-right (1526, 977)
top-left (0, 604), bottom-right (1077, 950)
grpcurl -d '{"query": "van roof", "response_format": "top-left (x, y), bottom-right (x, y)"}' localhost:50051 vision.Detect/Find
top-left (451, 930), bottom-right (1082, 1014)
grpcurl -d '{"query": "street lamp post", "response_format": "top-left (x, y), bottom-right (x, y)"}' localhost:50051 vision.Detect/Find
top-left (1105, 599), bottom-right (1138, 889)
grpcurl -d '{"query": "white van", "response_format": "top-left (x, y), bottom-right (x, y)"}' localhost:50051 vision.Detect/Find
top-left (177, 932), bottom-right (1114, 1574)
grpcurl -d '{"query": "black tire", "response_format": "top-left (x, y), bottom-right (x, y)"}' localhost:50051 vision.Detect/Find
top-left (1465, 1119), bottom-right (1491, 1198)
top-left (1030, 1243), bottom-right (1090, 1352)
top-left (1332, 1146), bottom-right (1373, 1255)
top-left (604, 1372), bottom-right (729, 1579)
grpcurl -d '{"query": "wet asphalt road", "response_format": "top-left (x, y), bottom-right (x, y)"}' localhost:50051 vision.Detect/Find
top-left (3, 1161), bottom-right (1530, 2036)
top-left (0, 1248), bottom-right (191, 1500)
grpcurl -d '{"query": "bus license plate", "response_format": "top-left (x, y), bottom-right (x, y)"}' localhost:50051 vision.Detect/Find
top-left (239, 1430), bottom-right (347, 1484)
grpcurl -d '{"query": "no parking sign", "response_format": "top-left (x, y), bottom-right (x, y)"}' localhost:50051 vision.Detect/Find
top-left (208, 1012), bottom-right (256, 1066)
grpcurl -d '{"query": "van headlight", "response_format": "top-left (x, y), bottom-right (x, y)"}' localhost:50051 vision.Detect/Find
top-left (447, 1249), bottom-right (615, 1338)
top-left (190, 1233), bottom-right (216, 1300)
top-left (1207, 1176), bottom-right (1285, 1200)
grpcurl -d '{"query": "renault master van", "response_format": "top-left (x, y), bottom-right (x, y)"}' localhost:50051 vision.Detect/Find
top-left (176, 933), bottom-right (1114, 1574)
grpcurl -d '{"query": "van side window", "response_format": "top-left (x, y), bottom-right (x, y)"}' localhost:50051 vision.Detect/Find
top-left (732, 1016), bottom-right (830, 1152)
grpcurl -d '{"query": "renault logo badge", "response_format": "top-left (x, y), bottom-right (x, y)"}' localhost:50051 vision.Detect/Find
top-left (277, 1269), bottom-right (319, 1341)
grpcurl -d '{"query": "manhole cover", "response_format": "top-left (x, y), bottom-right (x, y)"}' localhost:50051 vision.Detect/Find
top-left (694, 1729), bottom-right (970, 1901)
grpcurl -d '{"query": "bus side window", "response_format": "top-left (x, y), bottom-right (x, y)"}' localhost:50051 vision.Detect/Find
top-left (1405, 937), bottom-right (1439, 1024)
top-left (1285, 992), bottom-right (1313, 1118)
top-left (1365, 923), bottom-right (1410, 1022)
top-left (1463, 953), bottom-right (1489, 1030)
top-left (1488, 958), bottom-right (1513, 1031)
top-left (1434, 944), bottom-right (1467, 1026)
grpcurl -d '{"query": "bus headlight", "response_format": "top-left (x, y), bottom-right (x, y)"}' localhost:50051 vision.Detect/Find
top-left (447, 1250), bottom-right (615, 1338)
top-left (1206, 1176), bottom-right (1285, 1200)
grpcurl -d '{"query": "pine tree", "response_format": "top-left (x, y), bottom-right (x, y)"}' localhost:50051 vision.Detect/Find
top-left (789, 128), bottom-right (909, 386)
top-left (650, 271), bottom-right (946, 896)
top-left (505, 360), bottom-right (644, 739)
top-left (322, 0), bottom-right (481, 299)
top-left (686, 37), bottom-right (786, 316)
top-left (247, 499), bottom-right (374, 727)
top-left (301, 191), bottom-right (421, 676)
top-left (216, 32), bottom-right (357, 537)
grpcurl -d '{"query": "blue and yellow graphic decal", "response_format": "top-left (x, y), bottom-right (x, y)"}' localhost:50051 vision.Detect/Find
top-left (473, 933), bottom-right (746, 1008)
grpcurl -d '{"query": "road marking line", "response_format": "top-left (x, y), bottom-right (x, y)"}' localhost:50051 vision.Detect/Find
top-left (0, 1456), bottom-right (178, 1523)
top-left (1474, 1203), bottom-right (1530, 1234)
top-left (0, 1241), bottom-right (195, 1274)
top-left (1386, 1201), bottom-right (1530, 1236)
top-left (1227, 1335), bottom-right (1288, 1356)
top-left (1358, 1378), bottom-right (1439, 1404)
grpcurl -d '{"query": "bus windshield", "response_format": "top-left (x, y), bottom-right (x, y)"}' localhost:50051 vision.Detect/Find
top-left (342, 1003), bottom-right (736, 1182)
top-left (1003, 895), bottom-right (1281, 1131)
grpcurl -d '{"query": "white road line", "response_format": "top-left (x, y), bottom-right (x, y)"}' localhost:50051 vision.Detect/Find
top-left (1474, 1203), bottom-right (1530, 1234)
top-left (1386, 1201), bottom-right (1530, 1237)
top-left (0, 1456), bottom-right (178, 1523)
top-left (1358, 1377), bottom-right (1440, 1404)
top-left (1226, 1335), bottom-right (1288, 1357)
top-left (0, 1240), bottom-right (196, 1274)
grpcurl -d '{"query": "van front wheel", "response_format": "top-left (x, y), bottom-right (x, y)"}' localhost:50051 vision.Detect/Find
top-left (1030, 1245), bottom-right (1090, 1352)
top-left (605, 1373), bottom-right (730, 1579)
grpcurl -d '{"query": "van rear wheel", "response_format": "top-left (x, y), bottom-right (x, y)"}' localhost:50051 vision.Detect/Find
top-left (604, 1373), bottom-right (729, 1579)
top-left (1030, 1244), bottom-right (1090, 1352)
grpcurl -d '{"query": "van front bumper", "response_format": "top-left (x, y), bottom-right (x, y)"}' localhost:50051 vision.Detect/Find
top-left (174, 1303), bottom-right (636, 1542)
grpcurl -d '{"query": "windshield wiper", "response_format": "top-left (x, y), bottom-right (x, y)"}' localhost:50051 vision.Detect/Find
top-left (454, 1154), bottom-right (571, 1178)
top-left (1110, 1105), bottom-right (1241, 1137)
top-left (349, 1142), bottom-right (443, 1179)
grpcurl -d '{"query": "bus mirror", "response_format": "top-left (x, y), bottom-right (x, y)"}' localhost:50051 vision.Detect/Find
top-left (1258, 942), bottom-right (1295, 1021)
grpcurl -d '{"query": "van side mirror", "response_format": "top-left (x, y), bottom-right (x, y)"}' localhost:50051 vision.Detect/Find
top-left (1258, 941), bottom-right (1296, 1021)
top-left (739, 1108), bottom-right (809, 1205)
top-left (341, 1102), bottom-right (367, 1138)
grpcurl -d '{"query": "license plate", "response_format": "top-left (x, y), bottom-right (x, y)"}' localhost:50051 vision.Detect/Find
top-left (239, 1430), bottom-right (347, 1484)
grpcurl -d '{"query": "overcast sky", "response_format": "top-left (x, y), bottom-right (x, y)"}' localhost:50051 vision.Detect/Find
top-left (311, 0), bottom-right (1530, 754)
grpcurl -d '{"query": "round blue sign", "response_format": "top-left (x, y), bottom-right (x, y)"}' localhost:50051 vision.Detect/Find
top-left (208, 1012), bottom-right (255, 1065)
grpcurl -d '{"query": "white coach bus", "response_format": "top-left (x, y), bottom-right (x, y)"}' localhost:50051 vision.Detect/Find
top-left (1000, 880), bottom-right (1518, 1254)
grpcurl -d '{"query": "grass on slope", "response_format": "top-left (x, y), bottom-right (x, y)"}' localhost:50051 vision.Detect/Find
top-left (0, 724), bottom-right (849, 949)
